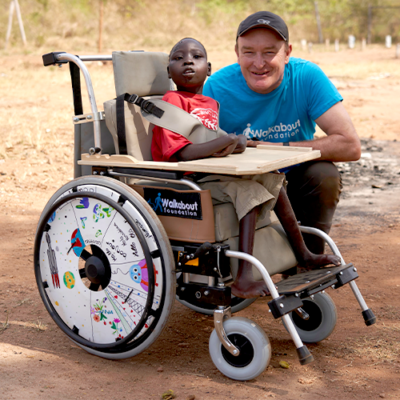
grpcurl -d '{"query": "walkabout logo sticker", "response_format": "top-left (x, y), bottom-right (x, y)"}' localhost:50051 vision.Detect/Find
top-left (144, 188), bottom-right (202, 220)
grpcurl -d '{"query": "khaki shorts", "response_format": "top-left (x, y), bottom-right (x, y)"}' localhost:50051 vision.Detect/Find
top-left (198, 173), bottom-right (286, 221)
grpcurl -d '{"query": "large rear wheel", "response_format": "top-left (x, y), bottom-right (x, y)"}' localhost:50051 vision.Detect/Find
top-left (35, 176), bottom-right (175, 359)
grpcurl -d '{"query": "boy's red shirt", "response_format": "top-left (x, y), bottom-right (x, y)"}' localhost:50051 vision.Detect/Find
top-left (151, 90), bottom-right (219, 162)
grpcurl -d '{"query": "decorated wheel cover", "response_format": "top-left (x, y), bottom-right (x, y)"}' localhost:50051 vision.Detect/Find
top-left (35, 191), bottom-right (159, 350)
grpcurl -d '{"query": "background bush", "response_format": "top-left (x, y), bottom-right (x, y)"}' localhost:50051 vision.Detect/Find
top-left (1, 0), bottom-right (400, 52)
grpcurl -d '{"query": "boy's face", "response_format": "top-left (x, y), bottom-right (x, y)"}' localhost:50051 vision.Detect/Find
top-left (168, 39), bottom-right (211, 94)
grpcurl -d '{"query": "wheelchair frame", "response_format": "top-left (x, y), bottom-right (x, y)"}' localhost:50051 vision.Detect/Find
top-left (35, 51), bottom-right (376, 381)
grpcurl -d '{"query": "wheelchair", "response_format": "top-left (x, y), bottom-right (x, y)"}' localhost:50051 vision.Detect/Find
top-left (35, 50), bottom-right (376, 381)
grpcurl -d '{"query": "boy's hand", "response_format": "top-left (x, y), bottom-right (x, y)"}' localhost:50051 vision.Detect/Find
top-left (233, 134), bottom-right (247, 153)
top-left (212, 134), bottom-right (239, 157)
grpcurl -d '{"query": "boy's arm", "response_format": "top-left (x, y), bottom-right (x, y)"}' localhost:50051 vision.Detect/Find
top-left (176, 135), bottom-right (239, 161)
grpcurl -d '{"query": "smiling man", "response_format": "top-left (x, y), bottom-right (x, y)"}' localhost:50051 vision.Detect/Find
top-left (204, 11), bottom-right (361, 255)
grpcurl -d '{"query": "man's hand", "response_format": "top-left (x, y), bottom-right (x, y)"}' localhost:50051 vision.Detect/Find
top-left (246, 139), bottom-right (260, 148)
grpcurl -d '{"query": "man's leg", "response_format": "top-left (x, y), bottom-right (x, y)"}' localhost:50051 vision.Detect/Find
top-left (285, 161), bottom-right (342, 254)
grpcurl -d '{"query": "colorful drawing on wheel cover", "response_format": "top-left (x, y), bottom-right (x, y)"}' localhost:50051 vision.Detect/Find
top-left (46, 232), bottom-right (60, 288)
top-left (80, 216), bottom-right (87, 229)
top-left (63, 271), bottom-right (75, 289)
top-left (129, 259), bottom-right (154, 292)
top-left (93, 204), bottom-right (114, 222)
top-left (91, 298), bottom-right (112, 322)
top-left (75, 197), bottom-right (89, 209)
top-left (93, 203), bottom-right (104, 222)
top-left (105, 285), bottom-right (141, 333)
top-left (48, 211), bottom-right (57, 223)
top-left (67, 228), bottom-right (85, 257)
top-left (110, 318), bottom-right (122, 337)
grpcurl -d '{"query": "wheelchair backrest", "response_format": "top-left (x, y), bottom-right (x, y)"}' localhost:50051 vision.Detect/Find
top-left (104, 51), bottom-right (172, 161)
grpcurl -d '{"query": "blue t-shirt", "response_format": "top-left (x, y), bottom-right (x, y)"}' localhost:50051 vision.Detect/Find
top-left (203, 57), bottom-right (342, 143)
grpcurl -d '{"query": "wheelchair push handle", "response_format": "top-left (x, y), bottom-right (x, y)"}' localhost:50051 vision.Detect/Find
top-left (42, 51), bottom-right (109, 155)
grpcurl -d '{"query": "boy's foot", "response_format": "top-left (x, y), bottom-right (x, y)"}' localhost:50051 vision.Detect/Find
top-left (231, 280), bottom-right (270, 299)
top-left (298, 253), bottom-right (341, 271)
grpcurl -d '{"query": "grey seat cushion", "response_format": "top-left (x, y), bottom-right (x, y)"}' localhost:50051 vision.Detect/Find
top-left (225, 221), bottom-right (297, 278)
top-left (214, 203), bottom-right (297, 277)
top-left (213, 202), bottom-right (275, 242)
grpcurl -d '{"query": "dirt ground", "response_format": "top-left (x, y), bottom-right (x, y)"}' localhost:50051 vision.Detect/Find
top-left (1, 47), bottom-right (400, 400)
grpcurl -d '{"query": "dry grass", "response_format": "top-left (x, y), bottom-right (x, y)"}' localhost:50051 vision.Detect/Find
top-left (335, 324), bottom-right (400, 366)
top-left (33, 319), bottom-right (47, 332)
top-left (14, 298), bottom-right (31, 307)
top-left (0, 311), bottom-right (9, 334)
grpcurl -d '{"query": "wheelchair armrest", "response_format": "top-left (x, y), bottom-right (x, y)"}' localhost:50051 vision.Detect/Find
top-left (110, 167), bottom-right (185, 180)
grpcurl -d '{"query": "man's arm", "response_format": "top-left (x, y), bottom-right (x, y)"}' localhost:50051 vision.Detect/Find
top-left (261, 103), bottom-right (361, 162)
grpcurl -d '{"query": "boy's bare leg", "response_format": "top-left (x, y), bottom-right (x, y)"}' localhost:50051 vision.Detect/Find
top-left (231, 206), bottom-right (271, 299)
top-left (274, 187), bottom-right (341, 269)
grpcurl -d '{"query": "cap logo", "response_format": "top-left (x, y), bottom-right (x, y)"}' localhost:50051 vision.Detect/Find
top-left (257, 19), bottom-right (271, 25)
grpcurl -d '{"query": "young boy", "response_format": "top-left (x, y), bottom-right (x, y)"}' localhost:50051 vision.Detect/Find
top-left (152, 38), bottom-right (340, 299)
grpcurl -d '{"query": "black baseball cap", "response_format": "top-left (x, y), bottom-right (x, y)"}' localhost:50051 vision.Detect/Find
top-left (236, 11), bottom-right (289, 42)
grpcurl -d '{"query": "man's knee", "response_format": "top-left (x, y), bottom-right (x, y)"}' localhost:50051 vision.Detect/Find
top-left (288, 161), bottom-right (342, 207)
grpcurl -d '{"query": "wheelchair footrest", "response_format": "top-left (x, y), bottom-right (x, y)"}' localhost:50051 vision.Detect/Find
top-left (275, 263), bottom-right (357, 299)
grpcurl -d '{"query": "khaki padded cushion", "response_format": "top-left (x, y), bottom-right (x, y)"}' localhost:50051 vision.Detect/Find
top-left (112, 51), bottom-right (171, 97)
top-left (104, 96), bottom-right (160, 161)
top-left (213, 203), bottom-right (276, 242)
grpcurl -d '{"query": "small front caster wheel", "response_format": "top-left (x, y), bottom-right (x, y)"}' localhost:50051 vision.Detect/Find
top-left (288, 292), bottom-right (337, 343)
top-left (209, 317), bottom-right (271, 381)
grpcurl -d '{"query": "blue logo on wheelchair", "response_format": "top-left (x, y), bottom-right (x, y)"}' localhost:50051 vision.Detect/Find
top-left (144, 188), bottom-right (202, 220)
top-left (147, 193), bottom-right (163, 212)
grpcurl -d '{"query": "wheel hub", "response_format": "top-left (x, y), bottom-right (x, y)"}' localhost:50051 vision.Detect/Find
top-left (292, 301), bottom-right (322, 331)
top-left (221, 333), bottom-right (254, 368)
top-left (85, 256), bottom-right (106, 284)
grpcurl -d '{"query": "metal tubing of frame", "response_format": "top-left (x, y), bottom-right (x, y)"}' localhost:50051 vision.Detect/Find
top-left (182, 273), bottom-right (190, 284)
top-left (56, 53), bottom-right (102, 153)
top-left (299, 226), bottom-right (369, 311)
top-left (224, 250), bottom-right (304, 349)
top-left (349, 281), bottom-right (369, 311)
top-left (107, 170), bottom-right (202, 190)
top-left (299, 226), bottom-right (345, 264)
top-left (225, 250), bottom-right (280, 298)
top-left (214, 307), bottom-right (240, 356)
top-left (180, 179), bottom-right (202, 190)
top-left (79, 55), bottom-right (112, 62)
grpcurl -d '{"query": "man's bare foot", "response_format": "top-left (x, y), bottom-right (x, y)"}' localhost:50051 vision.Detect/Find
top-left (298, 253), bottom-right (341, 271)
top-left (231, 280), bottom-right (270, 299)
